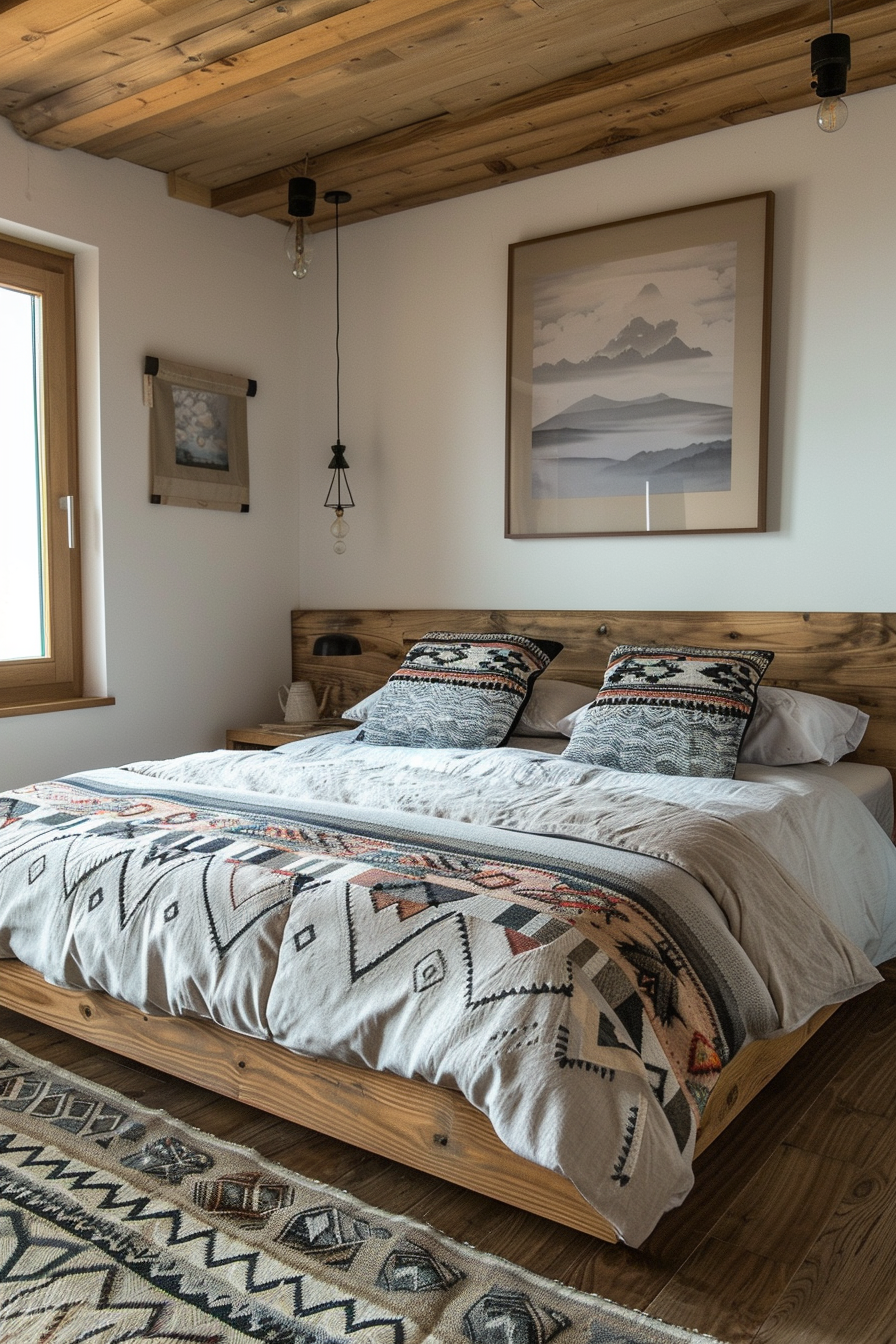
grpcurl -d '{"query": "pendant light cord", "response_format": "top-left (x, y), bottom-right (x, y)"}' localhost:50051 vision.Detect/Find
top-left (334, 196), bottom-right (341, 443)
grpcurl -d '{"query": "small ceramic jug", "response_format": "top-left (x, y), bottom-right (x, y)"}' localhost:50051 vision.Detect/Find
top-left (278, 680), bottom-right (319, 722)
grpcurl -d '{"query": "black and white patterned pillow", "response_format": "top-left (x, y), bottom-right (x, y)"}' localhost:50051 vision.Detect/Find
top-left (562, 644), bottom-right (774, 777)
top-left (357, 631), bottom-right (563, 749)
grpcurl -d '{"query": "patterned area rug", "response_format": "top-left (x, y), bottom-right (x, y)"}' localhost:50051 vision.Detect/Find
top-left (0, 1037), bottom-right (723, 1344)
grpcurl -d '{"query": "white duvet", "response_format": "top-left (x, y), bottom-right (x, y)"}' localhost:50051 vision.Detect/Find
top-left (129, 737), bottom-right (896, 970)
top-left (4, 737), bottom-right (892, 1245)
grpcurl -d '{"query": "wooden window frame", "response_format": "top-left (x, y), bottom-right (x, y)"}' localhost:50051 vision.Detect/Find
top-left (0, 235), bottom-right (109, 717)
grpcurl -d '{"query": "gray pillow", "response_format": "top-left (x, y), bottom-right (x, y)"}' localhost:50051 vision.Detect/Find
top-left (357, 631), bottom-right (563, 749)
top-left (562, 644), bottom-right (773, 777)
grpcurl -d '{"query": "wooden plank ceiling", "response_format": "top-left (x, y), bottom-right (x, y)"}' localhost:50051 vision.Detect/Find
top-left (2, 0), bottom-right (895, 229)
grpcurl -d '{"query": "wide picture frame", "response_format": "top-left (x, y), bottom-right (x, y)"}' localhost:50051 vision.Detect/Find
top-left (505, 192), bottom-right (774, 538)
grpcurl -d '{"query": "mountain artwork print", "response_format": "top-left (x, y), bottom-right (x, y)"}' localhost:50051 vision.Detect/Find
top-left (530, 241), bottom-right (735, 501)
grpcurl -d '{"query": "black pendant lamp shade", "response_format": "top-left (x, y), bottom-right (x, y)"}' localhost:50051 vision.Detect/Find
top-left (287, 176), bottom-right (317, 217)
top-left (286, 175), bottom-right (316, 278)
top-left (811, 30), bottom-right (851, 98)
top-left (323, 189), bottom-right (354, 553)
top-left (324, 440), bottom-right (354, 511)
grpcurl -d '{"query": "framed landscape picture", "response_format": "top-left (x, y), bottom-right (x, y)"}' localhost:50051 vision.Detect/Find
top-left (505, 192), bottom-right (774, 538)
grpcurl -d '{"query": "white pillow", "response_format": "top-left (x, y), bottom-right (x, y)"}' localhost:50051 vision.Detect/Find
top-left (342, 687), bottom-right (382, 723)
top-left (512, 679), bottom-right (597, 735)
top-left (738, 685), bottom-right (869, 766)
top-left (345, 677), bottom-right (596, 737)
top-left (558, 683), bottom-right (868, 766)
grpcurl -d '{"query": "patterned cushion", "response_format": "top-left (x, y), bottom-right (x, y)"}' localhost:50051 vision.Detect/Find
top-left (562, 644), bottom-right (774, 777)
top-left (357, 631), bottom-right (563, 749)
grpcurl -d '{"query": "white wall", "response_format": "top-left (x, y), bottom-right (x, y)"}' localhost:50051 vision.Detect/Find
top-left (296, 85), bottom-right (896, 613)
top-left (0, 121), bottom-right (300, 788)
top-left (2, 86), bottom-right (892, 787)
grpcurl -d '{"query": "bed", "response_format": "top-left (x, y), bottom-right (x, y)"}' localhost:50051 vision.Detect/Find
top-left (2, 608), bottom-right (896, 1247)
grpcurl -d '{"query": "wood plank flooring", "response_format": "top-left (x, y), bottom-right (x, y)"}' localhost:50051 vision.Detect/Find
top-left (3, 967), bottom-right (896, 1343)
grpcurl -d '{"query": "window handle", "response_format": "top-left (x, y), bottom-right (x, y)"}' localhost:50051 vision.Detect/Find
top-left (58, 495), bottom-right (75, 549)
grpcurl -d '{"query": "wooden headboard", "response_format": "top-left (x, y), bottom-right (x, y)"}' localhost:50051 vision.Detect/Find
top-left (292, 610), bottom-right (896, 786)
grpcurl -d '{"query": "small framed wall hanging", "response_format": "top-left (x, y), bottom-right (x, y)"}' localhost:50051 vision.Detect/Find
top-left (505, 192), bottom-right (774, 538)
top-left (143, 356), bottom-right (257, 512)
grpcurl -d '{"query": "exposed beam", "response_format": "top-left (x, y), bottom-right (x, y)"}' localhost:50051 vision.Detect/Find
top-left (167, 170), bottom-right (213, 207)
top-left (8, 0), bottom-right (519, 148)
top-left (324, 59), bottom-right (896, 227)
top-left (294, 59), bottom-right (896, 229)
top-left (208, 0), bottom-right (896, 224)
top-left (0, 1), bottom-right (188, 68)
top-left (7, 0), bottom-right (896, 231)
top-left (0, 0), bottom-right (370, 115)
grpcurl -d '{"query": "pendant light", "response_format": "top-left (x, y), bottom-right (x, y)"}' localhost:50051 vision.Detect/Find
top-left (811, 0), bottom-right (851, 132)
top-left (286, 174), bottom-right (316, 277)
top-left (323, 189), bottom-right (354, 554)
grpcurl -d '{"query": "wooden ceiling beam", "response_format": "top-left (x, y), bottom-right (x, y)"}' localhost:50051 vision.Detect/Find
top-left (209, 0), bottom-right (896, 219)
top-left (6, 0), bottom-right (723, 149)
top-left (68, 8), bottom-right (578, 164)
top-left (295, 53), bottom-right (896, 228)
top-left (94, 0), bottom-right (618, 177)
top-left (5, 0), bottom-right (895, 227)
top-left (0, 3), bottom-right (288, 93)
top-left (0, 1), bottom-right (188, 67)
top-left (0, 1), bottom-right (368, 113)
top-left (93, 10), bottom-right (619, 184)
top-left (8, 0), bottom-right (525, 148)
top-left (305, 77), bottom-right (782, 218)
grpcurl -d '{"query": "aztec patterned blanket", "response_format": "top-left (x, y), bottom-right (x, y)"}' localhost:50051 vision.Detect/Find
top-left (0, 752), bottom-right (882, 1245)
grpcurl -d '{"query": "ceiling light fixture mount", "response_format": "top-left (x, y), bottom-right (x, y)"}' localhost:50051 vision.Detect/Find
top-left (811, 0), bottom-right (851, 132)
top-left (323, 189), bottom-right (354, 554)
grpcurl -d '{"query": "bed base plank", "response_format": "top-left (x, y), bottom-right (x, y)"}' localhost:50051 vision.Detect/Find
top-left (0, 960), bottom-right (842, 1242)
top-left (694, 1002), bottom-right (838, 1156)
top-left (0, 959), bottom-right (616, 1241)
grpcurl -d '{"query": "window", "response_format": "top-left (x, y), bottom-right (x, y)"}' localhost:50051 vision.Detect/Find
top-left (0, 235), bottom-right (86, 714)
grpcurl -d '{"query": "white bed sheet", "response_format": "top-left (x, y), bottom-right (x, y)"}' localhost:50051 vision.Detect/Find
top-left (739, 761), bottom-right (894, 835)
top-left (507, 737), bottom-right (894, 835)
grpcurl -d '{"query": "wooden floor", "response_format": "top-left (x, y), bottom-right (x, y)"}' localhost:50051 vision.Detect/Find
top-left (3, 971), bottom-right (896, 1344)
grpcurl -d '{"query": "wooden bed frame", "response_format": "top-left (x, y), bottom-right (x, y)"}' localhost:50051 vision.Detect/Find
top-left (4, 609), bottom-right (896, 1244)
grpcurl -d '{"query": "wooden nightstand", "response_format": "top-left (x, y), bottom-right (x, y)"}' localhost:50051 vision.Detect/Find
top-left (226, 722), bottom-right (359, 750)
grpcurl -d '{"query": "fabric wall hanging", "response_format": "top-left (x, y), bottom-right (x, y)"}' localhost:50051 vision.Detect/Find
top-left (144, 356), bottom-right (256, 512)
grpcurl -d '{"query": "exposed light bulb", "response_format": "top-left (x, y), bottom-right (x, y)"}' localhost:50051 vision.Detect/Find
top-left (330, 508), bottom-right (348, 554)
top-left (285, 219), bottom-right (313, 278)
top-left (817, 95), bottom-right (848, 131)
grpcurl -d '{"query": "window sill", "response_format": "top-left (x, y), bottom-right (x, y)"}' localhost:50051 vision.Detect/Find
top-left (0, 696), bottom-right (115, 720)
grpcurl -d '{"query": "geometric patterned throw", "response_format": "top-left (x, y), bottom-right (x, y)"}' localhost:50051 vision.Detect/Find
top-left (0, 1036), bottom-right (724, 1344)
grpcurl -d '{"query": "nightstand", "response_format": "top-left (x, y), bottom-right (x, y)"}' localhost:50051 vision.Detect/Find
top-left (226, 722), bottom-right (359, 750)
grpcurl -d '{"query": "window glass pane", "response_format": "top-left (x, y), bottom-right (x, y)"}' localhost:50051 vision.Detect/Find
top-left (0, 283), bottom-right (44, 661)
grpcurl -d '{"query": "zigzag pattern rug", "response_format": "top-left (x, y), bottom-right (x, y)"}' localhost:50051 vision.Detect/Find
top-left (0, 1036), bottom-right (723, 1344)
